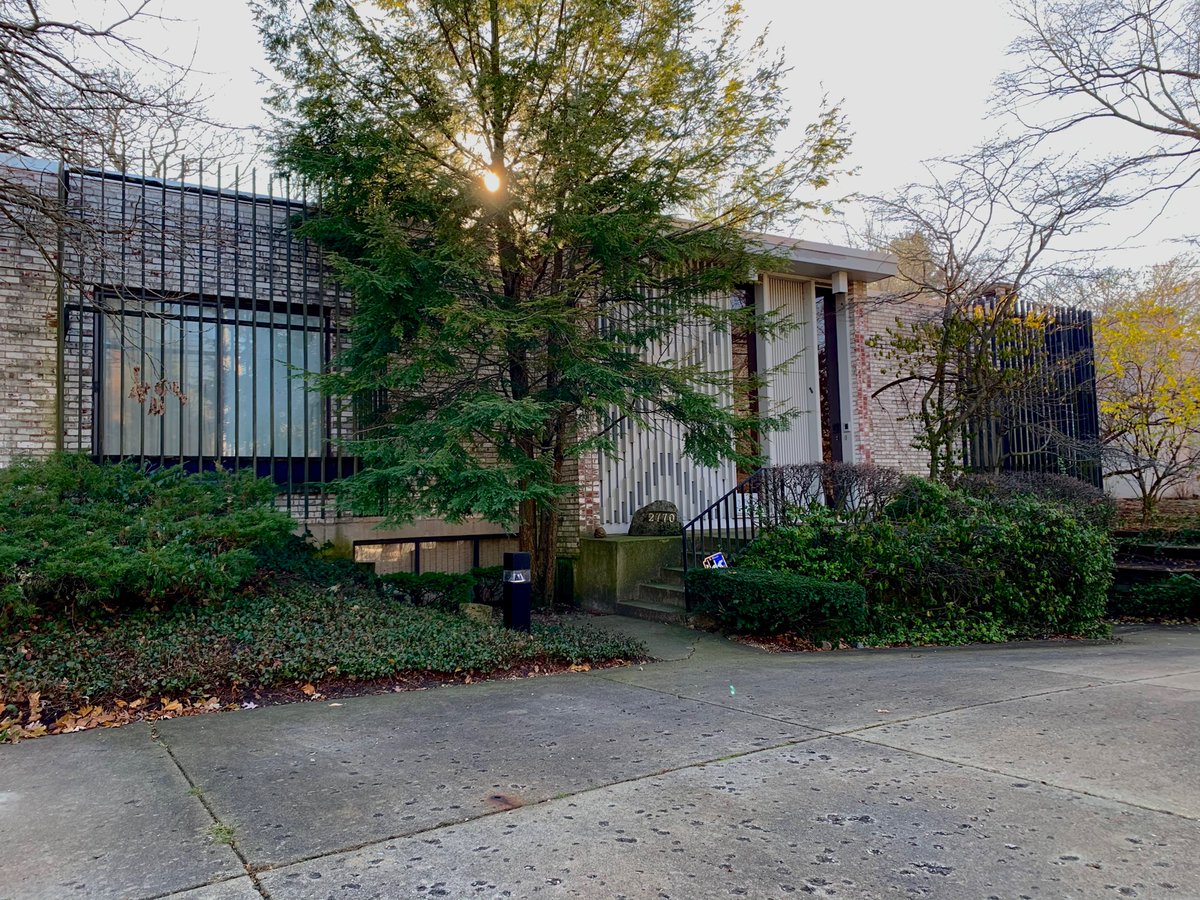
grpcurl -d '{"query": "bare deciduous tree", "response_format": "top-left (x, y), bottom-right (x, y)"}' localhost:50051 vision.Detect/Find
top-left (0, 1), bottom-right (239, 260)
top-left (999, 0), bottom-right (1200, 218)
top-left (865, 141), bottom-right (1119, 479)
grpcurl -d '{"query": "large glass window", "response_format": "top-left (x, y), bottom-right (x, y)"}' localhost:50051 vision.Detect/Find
top-left (100, 299), bottom-right (324, 458)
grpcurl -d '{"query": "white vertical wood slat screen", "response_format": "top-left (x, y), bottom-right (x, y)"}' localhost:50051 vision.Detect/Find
top-left (597, 280), bottom-right (738, 528)
top-left (761, 274), bottom-right (823, 465)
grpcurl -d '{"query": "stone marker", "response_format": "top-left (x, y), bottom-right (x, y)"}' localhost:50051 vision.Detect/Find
top-left (460, 602), bottom-right (498, 624)
top-left (628, 500), bottom-right (682, 536)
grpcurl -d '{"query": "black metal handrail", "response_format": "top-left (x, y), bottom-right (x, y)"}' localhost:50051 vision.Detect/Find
top-left (681, 467), bottom-right (773, 573)
top-left (679, 463), bottom-right (910, 597)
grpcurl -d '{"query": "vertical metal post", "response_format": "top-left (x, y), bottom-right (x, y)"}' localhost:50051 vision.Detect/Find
top-left (177, 158), bottom-right (186, 466)
top-left (159, 155), bottom-right (168, 464)
top-left (233, 165), bottom-right (241, 468)
top-left (75, 152), bottom-right (85, 456)
top-left (284, 174), bottom-right (295, 512)
top-left (133, 155), bottom-right (145, 465)
top-left (267, 175), bottom-right (277, 478)
top-left (54, 161), bottom-right (67, 451)
top-left (197, 159), bottom-right (205, 469)
top-left (316, 180), bottom-right (328, 517)
top-left (251, 169), bottom-right (260, 473)
top-left (215, 163), bottom-right (224, 463)
top-left (300, 177), bottom-right (311, 519)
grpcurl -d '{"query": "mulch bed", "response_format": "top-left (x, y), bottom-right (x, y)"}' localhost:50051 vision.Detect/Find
top-left (1, 657), bottom-right (638, 744)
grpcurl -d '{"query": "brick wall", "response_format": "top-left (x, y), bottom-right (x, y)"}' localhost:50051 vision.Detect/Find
top-left (846, 281), bottom-right (934, 475)
top-left (0, 165), bottom-right (60, 467)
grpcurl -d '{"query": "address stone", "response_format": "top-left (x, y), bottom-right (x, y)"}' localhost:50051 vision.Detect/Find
top-left (628, 500), bottom-right (682, 536)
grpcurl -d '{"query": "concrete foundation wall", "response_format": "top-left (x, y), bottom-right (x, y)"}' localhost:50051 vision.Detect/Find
top-left (575, 536), bottom-right (681, 613)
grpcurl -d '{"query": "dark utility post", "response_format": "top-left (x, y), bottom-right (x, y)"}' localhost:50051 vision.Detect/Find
top-left (502, 551), bottom-right (532, 632)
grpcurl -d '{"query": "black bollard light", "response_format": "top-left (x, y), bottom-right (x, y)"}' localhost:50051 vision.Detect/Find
top-left (502, 551), bottom-right (532, 632)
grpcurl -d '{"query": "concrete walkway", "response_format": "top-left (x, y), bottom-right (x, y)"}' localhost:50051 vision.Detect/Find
top-left (3, 621), bottom-right (1199, 899)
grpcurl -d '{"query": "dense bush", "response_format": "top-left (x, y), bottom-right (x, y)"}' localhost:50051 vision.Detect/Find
top-left (686, 567), bottom-right (867, 641)
top-left (0, 455), bottom-right (295, 626)
top-left (956, 471), bottom-right (1116, 528)
top-left (738, 476), bottom-right (1113, 642)
top-left (379, 571), bottom-right (475, 612)
top-left (470, 565), bottom-right (504, 605)
top-left (254, 533), bottom-right (374, 586)
top-left (1109, 575), bottom-right (1200, 620)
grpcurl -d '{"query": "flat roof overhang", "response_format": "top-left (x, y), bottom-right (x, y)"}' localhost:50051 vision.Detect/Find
top-left (750, 232), bottom-right (897, 284)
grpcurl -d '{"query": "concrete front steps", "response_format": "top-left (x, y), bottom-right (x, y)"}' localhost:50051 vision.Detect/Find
top-left (617, 565), bottom-right (688, 623)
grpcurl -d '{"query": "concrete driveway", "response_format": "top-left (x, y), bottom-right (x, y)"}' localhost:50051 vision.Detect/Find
top-left (2, 622), bottom-right (1198, 899)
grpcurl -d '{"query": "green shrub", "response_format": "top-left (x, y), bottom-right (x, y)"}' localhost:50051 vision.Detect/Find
top-left (739, 475), bottom-right (1113, 642)
top-left (685, 567), bottom-right (867, 641)
top-left (0, 454), bottom-right (295, 626)
top-left (379, 571), bottom-right (474, 612)
top-left (1109, 574), bottom-right (1200, 620)
top-left (254, 533), bottom-right (374, 586)
top-left (956, 471), bottom-right (1116, 528)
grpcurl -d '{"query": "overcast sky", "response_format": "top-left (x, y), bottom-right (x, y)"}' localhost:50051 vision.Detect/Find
top-left (133, 0), bottom-right (1195, 270)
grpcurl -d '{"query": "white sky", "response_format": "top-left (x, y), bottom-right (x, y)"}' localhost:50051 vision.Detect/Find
top-left (132, 0), bottom-right (1195, 270)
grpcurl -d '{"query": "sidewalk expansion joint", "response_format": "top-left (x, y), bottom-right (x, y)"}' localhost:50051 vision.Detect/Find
top-left (845, 730), bottom-right (1200, 823)
top-left (241, 731), bottom-right (831, 876)
top-left (150, 724), bottom-right (273, 900)
top-left (590, 670), bottom-right (1200, 820)
top-left (139, 873), bottom-right (254, 900)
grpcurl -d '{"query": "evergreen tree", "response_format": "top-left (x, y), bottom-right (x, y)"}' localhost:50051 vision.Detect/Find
top-left (255, 0), bottom-right (850, 600)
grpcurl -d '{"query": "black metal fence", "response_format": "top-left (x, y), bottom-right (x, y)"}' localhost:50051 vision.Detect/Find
top-left (963, 301), bottom-right (1101, 486)
top-left (55, 160), bottom-right (355, 519)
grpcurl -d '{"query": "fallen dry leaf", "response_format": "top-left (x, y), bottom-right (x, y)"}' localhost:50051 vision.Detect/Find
top-left (300, 683), bottom-right (316, 696)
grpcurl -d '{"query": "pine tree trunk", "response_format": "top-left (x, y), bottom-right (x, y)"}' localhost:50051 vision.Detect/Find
top-left (534, 503), bottom-right (559, 607)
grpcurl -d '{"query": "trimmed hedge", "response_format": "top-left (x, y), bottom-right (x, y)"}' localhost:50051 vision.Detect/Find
top-left (379, 571), bottom-right (475, 612)
top-left (686, 568), bottom-right (867, 641)
top-left (1109, 575), bottom-right (1200, 620)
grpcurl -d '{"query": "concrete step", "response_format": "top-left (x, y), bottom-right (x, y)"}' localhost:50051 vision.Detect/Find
top-left (659, 566), bottom-right (686, 588)
top-left (616, 598), bottom-right (687, 624)
top-left (638, 581), bottom-right (687, 608)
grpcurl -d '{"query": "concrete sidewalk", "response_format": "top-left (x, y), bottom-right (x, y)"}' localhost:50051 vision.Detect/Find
top-left (2, 621), bottom-right (1198, 899)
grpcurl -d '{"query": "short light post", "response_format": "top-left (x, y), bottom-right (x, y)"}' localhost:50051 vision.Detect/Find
top-left (502, 551), bottom-right (532, 632)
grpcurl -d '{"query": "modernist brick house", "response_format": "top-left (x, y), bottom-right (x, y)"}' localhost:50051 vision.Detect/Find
top-left (0, 156), bottom-right (945, 587)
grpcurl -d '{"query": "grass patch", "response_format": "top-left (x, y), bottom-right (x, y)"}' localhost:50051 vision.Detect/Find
top-left (208, 823), bottom-right (236, 845)
top-left (1, 580), bottom-right (647, 719)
